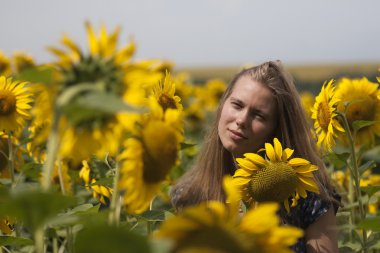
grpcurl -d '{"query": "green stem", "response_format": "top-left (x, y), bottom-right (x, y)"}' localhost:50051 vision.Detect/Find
top-left (34, 226), bottom-right (44, 253)
top-left (339, 113), bottom-right (368, 252)
top-left (147, 197), bottom-right (155, 235)
top-left (108, 163), bottom-right (120, 226)
top-left (67, 226), bottom-right (73, 253)
top-left (41, 109), bottom-right (60, 191)
top-left (348, 169), bottom-right (354, 241)
top-left (53, 236), bottom-right (58, 253)
top-left (7, 132), bottom-right (15, 185)
top-left (57, 159), bottom-right (66, 195)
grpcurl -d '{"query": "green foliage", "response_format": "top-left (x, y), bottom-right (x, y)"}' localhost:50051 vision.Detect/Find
top-left (74, 224), bottom-right (151, 253)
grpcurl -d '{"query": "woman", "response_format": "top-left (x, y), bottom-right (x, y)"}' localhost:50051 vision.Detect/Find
top-left (172, 61), bottom-right (340, 252)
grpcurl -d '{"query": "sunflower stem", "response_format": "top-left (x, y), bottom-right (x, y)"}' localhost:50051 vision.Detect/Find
top-left (57, 159), bottom-right (66, 195)
top-left (147, 197), bottom-right (155, 235)
top-left (42, 109), bottom-right (60, 191)
top-left (339, 112), bottom-right (368, 252)
top-left (347, 168), bottom-right (355, 241)
top-left (108, 163), bottom-right (120, 226)
top-left (7, 132), bottom-right (15, 186)
top-left (34, 226), bottom-right (45, 253)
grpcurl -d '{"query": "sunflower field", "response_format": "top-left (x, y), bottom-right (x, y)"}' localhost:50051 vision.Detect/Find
top-left (0, 23), bottom-right (380, 253)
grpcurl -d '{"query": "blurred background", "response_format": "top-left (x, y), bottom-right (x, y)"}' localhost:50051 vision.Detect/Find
top-left (2, 0), bottom-right (380, 89)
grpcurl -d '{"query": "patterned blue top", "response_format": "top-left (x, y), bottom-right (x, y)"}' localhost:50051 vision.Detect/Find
top-left (279, 192), bottom-right (341, 253)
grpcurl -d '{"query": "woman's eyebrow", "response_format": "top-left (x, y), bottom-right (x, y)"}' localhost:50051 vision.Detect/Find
top-left (229, 97), bottom-right (243, 103)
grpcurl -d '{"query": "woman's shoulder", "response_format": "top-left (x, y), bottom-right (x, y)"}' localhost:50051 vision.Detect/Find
top-left (281, 191), bottom-right (341, 229)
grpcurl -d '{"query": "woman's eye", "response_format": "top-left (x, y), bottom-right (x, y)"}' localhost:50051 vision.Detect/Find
top-left (252, 113), bottom-right (265, 120)
top-left (231, 102), bottom-right (242, 108)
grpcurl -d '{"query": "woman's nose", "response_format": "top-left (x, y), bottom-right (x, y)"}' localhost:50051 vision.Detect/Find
top-left (236, 111), bottom-right (247, 128)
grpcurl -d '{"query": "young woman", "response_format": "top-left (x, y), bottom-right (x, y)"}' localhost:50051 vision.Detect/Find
top-left (172, 61), bottom-right (340, 253)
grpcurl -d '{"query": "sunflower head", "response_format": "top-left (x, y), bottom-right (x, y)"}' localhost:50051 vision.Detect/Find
top-left (233, 138), bottom-right (320, 212)
top-left (311, 79), bottom-right (344, 152)
top-left (0, 51), bottom-right (11, 76)
top-left (13, 52), bottom-right (35, 73)
top-left (48, 22), bottom-right (134, 96)
top-left (152, 72), bottom-right (183, 112)
top-left (335, 77), bottom-right (380, 146)
top-left (0, 76), bottom-right (33, 133)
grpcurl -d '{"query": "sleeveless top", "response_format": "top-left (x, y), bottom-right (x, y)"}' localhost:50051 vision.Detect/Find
top-left (171, 188), bottom-right (341, 253)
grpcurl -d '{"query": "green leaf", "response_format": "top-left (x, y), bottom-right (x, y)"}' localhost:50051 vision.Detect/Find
top-left (180, 142), bottom-right (197, 150)
top-left (0, 190), bottom-right (76, 233)
top-left (357, 217), bottom-right (380, 231)
top-left (74, 92), bottom-right (145, 114)
top-left (324, 152), bottom-right (350, 169)
top-left (48, 204), bottom-right (100, 227)
top-left (361, 186), bottom-right (380, 198)
top-left (149, 238), bottom-right (173, 253)
top-left (21, 162), bottom-right (42, 179)
top-left (338, 243), bottom-right (360, 252)
top-left (74, 224), bottom-right (150, 253)
top-left (138, 210), bottom-right (166, 222)
top-left (0, 236), bottom-right (34, 246)
top-left (15, 66), bottom-right (54, 84)
top-left (358, 160), bottom-right (376, 176)
top-left (338, 241), bottom-right (361, 252)
top-left (352, 120), bottom-right (376, 132)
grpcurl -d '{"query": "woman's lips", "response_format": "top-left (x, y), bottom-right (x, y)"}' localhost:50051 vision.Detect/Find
top-left (228, 129), bottom-right (247, 140)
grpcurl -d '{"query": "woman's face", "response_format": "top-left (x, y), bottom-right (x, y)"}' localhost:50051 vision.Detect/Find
top-left (218, 76), bottom-right (278, 158)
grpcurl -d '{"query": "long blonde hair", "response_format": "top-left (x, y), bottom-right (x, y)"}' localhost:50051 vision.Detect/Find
top-left (171, 61), bottom-right (335, 210)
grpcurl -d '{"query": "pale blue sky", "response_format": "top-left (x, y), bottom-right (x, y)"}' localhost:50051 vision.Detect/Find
top-left (1, 0), bottom-right (379, 68)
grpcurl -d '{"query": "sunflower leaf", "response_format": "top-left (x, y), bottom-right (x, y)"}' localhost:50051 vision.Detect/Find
top-left (358, 160), bottom-right (376, 176)
top-left (15, 66), bottom-right (54, 84)
top-left (75, 92), bottom-right (145, 113)
top-left (74, 224), bottom-right (150, 253)
top-left (361, 186), bottom-right (380, 198)
top-left (324, 152), bottom-right (350, 169)
top-left (338, 241), bottom-right (362, 252)
top-left (357, 217), bottom-right (380, 232)
top-left (180, 142), bottom-right (197, 150)
top-left (352, 120), bottom-right (375, 132)
top-left (0, 236), bottom-right (34, 247)
top-left (0, 190), bottom-right (76, 233)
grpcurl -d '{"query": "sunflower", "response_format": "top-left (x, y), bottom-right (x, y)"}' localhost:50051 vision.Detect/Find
top-left (311, 79), bottom-right (344, 152)
top-left (118, 106), bottom-right (183, 214)
top-left (0, 216), bottom-right (15, 235)
top-left (58, 117), bottom-right (124, 165)
top-left (47, 22), bottom-right (135, 94)
top-left (300, 91), bottom-right (315, 120)
top-left (156, 176), bottom-right (303, 253)
top-left (12, 52), bottom-right (35, 73)
top-left (47, 22), bottom-right (138, 163)
top-left (232, 138), bottom-right (320, 212)
top-left (79, 160), bottom-right (113, 205)
top-left (194, 79), bottom-right (226, 111)
top-left (0, 51), bottom-right (11, 76)
top-left (151, 71), bottom-right (183, 112)
top-left (335, 77), bottom-right (380, 146)
top-left (0, 76), bottom-right (33, 133)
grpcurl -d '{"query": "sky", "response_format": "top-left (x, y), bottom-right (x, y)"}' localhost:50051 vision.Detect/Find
top-left (1, 0), bottom-right (380, 68)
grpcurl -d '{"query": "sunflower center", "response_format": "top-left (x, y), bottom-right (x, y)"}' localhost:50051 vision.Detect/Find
top-left (0, 91), bottom-right (16, 116)
top-left (158, 94), bottom-right (177, 111)
top-left (317, 102), bottom-right (331, 131)
top-left (346, 98), bottom-right (376, 128)
top-left (249, 162), bottom-right (298, 202)
top-left (142, 121), bottom-right (178, 183)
